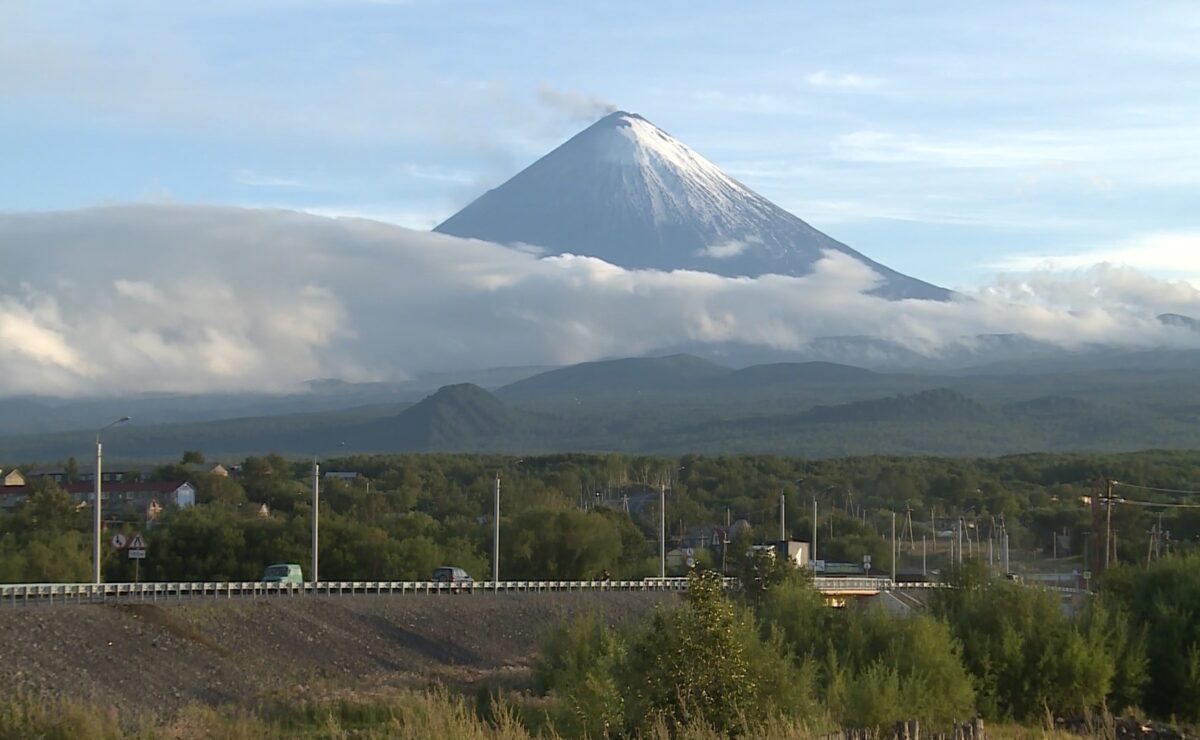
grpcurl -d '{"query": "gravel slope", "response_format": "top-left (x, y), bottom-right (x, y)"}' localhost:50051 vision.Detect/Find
top-left (0, 592), bottom-right (676, 716)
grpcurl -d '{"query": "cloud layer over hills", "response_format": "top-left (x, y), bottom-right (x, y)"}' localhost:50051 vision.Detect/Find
top-left (1, 204), bottom-right (1199, 397)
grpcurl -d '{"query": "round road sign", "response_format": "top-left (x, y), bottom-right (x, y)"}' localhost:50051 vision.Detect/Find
top-left (111, 533), bottom-right (127, 549)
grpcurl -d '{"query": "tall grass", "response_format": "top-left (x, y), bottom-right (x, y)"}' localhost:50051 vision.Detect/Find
top-left (0, 689), bottom-right (1112, 739)
top-left (0, 690), bottom-right (131, 740)
top-left (1, 688), bottom-right (531, 740)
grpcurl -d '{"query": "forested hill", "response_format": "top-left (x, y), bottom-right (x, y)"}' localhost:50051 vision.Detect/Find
top-left (6, 353), bottom-right (1200, 460)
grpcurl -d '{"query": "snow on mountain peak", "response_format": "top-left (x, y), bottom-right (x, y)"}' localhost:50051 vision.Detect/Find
top-left (434, 111), bottom-right (950, 301)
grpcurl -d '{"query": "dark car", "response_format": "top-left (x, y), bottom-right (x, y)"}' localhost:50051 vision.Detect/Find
top-left (432, 566), bottom-right (474, 591)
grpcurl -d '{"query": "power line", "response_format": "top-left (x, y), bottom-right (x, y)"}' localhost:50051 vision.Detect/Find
top-left (1113, 481), bottom-right (1200, 496)
top-left (1113, 497), bottom-right (1200, 510)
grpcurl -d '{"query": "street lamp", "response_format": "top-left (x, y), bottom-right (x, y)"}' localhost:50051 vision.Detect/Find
top-left (94, 416), bottom-right (131, 584)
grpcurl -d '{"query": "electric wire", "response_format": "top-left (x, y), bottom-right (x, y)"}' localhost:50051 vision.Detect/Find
top-left (1112, 481), bottom-right (1200, 496)
top-left (1111, 497), bottom-right (1200, 509)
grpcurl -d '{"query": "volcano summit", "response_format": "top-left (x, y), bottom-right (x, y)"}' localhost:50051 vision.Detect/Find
top-left (436, 111), bottom-right (949, 301)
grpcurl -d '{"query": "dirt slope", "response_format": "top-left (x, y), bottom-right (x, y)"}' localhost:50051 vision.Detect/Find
top-left (0, 592), bottom-right (675, 716)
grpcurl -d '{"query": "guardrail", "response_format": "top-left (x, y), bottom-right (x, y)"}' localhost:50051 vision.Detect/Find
top-left (0, 576), bottom-right (1084, 607)
top-left (0, 578), bottom-right (701, 606)
top-left (813, 576), bottom-right (903, 592)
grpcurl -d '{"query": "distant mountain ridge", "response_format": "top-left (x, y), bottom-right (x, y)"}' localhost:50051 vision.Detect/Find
top-left (10, 351), bottom-right (1200, 460)
top-left (435, 111), bottom-right (949, 301)
top-left (497, 354), bottom-right (730, 399)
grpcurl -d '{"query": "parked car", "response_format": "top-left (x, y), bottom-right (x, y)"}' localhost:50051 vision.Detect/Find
top-left (432, 566), bottom-right (474, 589)
top-left (261, 563), bottom-right (304, 584)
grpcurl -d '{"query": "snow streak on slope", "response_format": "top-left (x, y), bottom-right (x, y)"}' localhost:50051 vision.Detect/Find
top-left (436, 112), bottom-right (950, 301)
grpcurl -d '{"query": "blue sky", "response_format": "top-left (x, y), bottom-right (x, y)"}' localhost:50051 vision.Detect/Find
top-left (4, 0), bottom-right (1200, 289)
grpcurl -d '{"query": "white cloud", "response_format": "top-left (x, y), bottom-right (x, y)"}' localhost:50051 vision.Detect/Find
top-left (989, 232), bottom-right (1200, 286)
top-left (805, 71), bottom-right (881, 91)
top-left (830, 127), bottom-right (1200, 188)
top-left (233, 170), bottom-right (310, 188)
top-left (695, 239), bottom-right (757, 259)
top-left (1, 204), bottom-right (1198, 397)
top-left (401, 164), bottom-right (475, 184)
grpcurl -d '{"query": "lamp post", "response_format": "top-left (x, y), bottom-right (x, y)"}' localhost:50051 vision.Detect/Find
top-left (94, 416), bottom-right (131, 584)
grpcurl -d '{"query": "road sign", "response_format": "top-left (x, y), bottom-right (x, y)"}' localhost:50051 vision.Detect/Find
top-left (128, 549), bottom-right (146, 560)
top-left (684, 547), bottom-right (694, 557)
top-left (111, 533), bottom-right (127, 549)
top-left (686, 557), bottom-right (696, 568)
top-left (128, 532), bottom-right (146, 550)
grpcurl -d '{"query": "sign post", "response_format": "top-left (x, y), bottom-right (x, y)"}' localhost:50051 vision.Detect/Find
top-left (127, 532), bottom-right (147, 583)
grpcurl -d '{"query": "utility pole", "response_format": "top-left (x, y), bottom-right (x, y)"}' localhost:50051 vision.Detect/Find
top-left (312, 456), bottom-right (320, 584)
top-left (779, 493), bottom-right (786, 542)
top-left (93, 416), bottom-right (130, 585)
top-left (922, 535), bottom-right (927, 577)
top-left (891, 510), bottom-right (897, 582)
top-left (493, 473), bottom-right (501, 589)
top-left (659, 483), bottom-right (666, 580)
top-left (94, 435), bottom-right (103, 584)
top-left (489, 472), bottom-right (499, 587)
top-left (812, 497), bottom-right (818, 564)
top-left (1104, 479), bottom-right (1115, 570)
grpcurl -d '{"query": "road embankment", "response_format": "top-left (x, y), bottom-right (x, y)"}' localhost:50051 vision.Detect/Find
top-left (0, 591), bottom-right (676, 716)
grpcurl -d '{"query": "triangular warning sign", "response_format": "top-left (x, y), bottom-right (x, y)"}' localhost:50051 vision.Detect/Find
top-left (128, 532), bottom-right (146, 550)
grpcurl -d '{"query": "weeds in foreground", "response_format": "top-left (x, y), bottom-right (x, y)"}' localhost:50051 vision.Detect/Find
top-left (0, 689), bottom-right (1160, 740)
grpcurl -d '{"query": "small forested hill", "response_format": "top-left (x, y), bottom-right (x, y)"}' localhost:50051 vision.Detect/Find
top-left (350, 384), bottom-right (519, 451)
top-left (801, 389), bottom-right (987, 423)
top-left (497, 354), bottom-right (729, 400)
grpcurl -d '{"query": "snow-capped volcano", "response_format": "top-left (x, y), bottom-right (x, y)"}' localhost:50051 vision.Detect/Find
top-left (435, 111), bottom-right (949, 300)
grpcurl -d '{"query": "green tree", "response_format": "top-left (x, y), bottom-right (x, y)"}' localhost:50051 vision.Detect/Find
top-left (181, 450), bottom-right (205, 466)
top-left (500, 508), bottom-right (626, 580)
top-left (621, 570), bottom-right (804, 735)
top-left (536, 615), bottom-right (626, 738)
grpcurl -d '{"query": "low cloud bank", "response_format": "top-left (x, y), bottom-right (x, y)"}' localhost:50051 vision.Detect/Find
top-left (1, 205), bottom-right (1198, 396)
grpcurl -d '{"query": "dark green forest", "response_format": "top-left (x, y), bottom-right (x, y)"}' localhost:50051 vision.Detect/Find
top-left (4, 449), bottom-right (1200, 583)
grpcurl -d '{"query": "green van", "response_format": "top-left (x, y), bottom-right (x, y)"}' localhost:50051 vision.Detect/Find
top-left (262, 563), bottom-right (304, 584)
